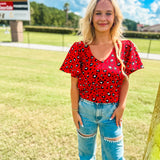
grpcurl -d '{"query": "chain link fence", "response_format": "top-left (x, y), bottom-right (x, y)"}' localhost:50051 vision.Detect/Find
top-left (0, 26), bottom-right (160, 55)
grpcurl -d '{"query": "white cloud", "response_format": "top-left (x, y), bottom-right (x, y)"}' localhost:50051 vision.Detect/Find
top-left (76, 0), bottom-right (159, 25)
top-left (151, 0), bottom-right (160, 15)
top-left (151, 1), bottom-right (159, 13)
top-left (74, 12), bottom-right (81, 16)
top-left (117, 0), bottom-right (160, 25)
top-left (67, 0), bottom-right (160, 25)
top-left (31, 0), bottom-right (160, 25)
top-left (79, 0), bottom-right (90, 5)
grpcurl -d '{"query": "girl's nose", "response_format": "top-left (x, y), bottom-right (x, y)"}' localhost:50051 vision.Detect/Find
top-left (100, 14), bottom-right (107, 21)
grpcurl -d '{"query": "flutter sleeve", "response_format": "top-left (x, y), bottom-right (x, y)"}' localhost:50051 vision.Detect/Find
top-left (59, 42), bottom-right (81, 78)
top-left (122, 40), bottom-right (144, 76)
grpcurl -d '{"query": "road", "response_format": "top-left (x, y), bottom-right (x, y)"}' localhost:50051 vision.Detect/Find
top-left (0, 42), bottom-right (160, 61)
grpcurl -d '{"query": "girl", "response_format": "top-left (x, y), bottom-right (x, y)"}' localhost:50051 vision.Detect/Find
top-left (60, 0), bottom-right (144, 159)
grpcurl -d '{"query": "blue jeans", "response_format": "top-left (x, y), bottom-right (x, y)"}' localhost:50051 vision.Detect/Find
top-left (77, 98), bottom-right (125, 160)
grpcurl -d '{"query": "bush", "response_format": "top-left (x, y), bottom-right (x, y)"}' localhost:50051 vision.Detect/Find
top-left (24, 26), bottom-right (160, 39)
top-left (123, 31), bottom-right (160, 39)
top-left (24, 26), bottom-right (78, 34)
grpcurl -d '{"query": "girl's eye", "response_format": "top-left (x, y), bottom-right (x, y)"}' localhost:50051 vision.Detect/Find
top-left (95, 12), bottom-right (101, 15)
top-left (106, 13), bottom-right (112, 15)
top-left (95, 12), bottom-right (112, 15)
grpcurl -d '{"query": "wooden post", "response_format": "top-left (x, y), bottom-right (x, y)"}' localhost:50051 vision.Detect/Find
top-left (143, 83), bottom-right (160, 160)
top-left (10, 21), bottom-right (23, 42)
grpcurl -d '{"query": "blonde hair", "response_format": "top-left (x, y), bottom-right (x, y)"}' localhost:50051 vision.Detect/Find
top-left (79, 0), bottom-right (127, 78)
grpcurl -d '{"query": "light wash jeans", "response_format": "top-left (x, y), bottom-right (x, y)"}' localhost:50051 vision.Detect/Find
top-left (77, 98), bottom-right (125, 160)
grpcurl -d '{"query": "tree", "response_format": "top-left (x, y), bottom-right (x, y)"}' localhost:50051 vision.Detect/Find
top-left (29, 1), bottom-right (80, 27)
top-left (123, 19), bottom-right (138, 31)
top-left (63, 2), bottom-right (70, 26)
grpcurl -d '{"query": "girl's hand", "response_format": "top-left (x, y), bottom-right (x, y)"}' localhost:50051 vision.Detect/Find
top-left (72, 111), bottom-right (83, 129)
top-left (110, 106), bottom-right (125, 127)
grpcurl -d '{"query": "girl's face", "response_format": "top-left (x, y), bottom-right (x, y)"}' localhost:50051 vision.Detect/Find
top-left (92, 0), bottom-right (115, 34)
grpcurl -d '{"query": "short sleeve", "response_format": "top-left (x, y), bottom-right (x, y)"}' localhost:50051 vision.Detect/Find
top-left (59, 42), bottom-right (81, 78)
top-left (122, 40), bottom-right (144, 76)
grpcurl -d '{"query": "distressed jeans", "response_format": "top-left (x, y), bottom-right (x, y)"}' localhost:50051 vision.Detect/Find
top-left (77, 98), bottom-right (125, 160)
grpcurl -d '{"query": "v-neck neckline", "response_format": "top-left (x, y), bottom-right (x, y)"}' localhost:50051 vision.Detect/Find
top-left (88, 45), bottom-right (114, 63)
top-left (86, 42), bottom-right (115, 63)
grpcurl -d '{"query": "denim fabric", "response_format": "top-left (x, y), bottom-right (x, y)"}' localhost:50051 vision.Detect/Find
top-left (77, 98), bottom-right (125, 160)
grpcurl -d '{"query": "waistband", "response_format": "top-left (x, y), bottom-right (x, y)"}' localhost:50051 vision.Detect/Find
top-left (79, 97), bottom-right (118, 105)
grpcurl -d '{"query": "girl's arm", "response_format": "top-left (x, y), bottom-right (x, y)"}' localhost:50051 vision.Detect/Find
top-left (111, 76), bottom-right (129, 126)
top-left (71, 76), bottom-right (83, 129)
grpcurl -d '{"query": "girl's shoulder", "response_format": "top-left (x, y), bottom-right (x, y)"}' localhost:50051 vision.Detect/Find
top-left (120, 39), bottom-right (136, 48)
top-left (71, 41), bottom-right (86, 48)
top-left (69, 41), bottom-right (89, 55)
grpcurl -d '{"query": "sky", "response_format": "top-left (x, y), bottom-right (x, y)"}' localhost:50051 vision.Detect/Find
top-left (30, 0), bottom-right (160, 25)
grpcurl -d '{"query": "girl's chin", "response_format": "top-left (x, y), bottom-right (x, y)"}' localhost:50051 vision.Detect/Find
top-left (95, 28), bottom-right (111, 33)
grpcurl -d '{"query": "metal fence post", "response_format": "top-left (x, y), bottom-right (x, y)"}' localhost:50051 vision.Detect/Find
top-left (27, 31), bottom-right (30, 45)
top-left (147, 39), bottom-right (152, 59)
top-left (62, 34), bottom-right (64, 51)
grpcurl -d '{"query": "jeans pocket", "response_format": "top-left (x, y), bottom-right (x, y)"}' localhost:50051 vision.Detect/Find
top-left (102, 103), bottom-right (117, 119)
top-left (78, 98), bottom-right (95, 118)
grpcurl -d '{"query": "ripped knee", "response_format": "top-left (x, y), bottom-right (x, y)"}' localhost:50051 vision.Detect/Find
top-left (104, 135), bottom-right (123, 142)
top-left (77, 130), bottom-right (96, 138)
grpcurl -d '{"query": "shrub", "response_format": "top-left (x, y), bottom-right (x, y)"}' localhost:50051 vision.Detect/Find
top-left (24, 26), bottom-right (78, 34)
top-left (123, 31), bottom-right (160, 39)
top-left (24, 26), bottom-right (160, 39)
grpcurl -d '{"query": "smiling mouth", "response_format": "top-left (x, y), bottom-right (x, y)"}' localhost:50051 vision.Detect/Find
top-left (98, 23), bottom-right (107, 26)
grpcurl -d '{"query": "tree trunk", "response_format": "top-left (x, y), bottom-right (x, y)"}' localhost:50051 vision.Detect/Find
top-left (143, 83), bottom-right (160, 160)
top-left (65, 11), bottom-right (68, 25)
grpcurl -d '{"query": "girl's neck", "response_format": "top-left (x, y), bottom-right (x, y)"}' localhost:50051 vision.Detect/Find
top-left (93, 31), bottom-right (112, 45)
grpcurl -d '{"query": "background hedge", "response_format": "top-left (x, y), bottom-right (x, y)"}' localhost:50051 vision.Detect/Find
top-left (123, 31), bottom-right (160, 39)
top-left (24, 26), bottom-right (160, 39)
top-left (24, 26), bottom-right (78, 34)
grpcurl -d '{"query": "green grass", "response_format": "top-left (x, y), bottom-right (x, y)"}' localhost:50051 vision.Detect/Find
top-left (129, 38), bottom-right (160, 54)
top-left (0, 28), bottom-right (160, 54)
top-left (0, 46), bottom-right (160, 159)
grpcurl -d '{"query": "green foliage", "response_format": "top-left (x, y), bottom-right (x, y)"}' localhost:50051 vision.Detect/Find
top-left (24, 26), bottom-right (78, 34)
top-left (0, 47), bottom-right (160, 159)
top-left (24, 25), bottom-right (160, 39)
top-left (0, 20), bottom-right (9, 25)
top-left (63, 2), bottom-right (70, 25)
top-left (154, 124), bottom-right (160, 149)
top-left (123, 19), bottom-right (138, 31)
top-left (123, 31), bottom-right (160, 39)
top-left (30, 1), bottom-right (81, 27)
top-left (150, 124), bottom-right (160, 160)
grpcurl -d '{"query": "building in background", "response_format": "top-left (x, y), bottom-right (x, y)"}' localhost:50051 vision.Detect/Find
top-left (142, 24), bottom-right (160, 32)
top-left (137, 24), bottom-right (144, 32)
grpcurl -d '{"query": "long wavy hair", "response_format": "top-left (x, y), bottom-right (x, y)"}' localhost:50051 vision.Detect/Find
top-left (79, 0), bottom-right (127, 77)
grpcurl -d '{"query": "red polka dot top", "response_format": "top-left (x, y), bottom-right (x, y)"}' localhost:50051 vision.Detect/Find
top-left (60, 40), bottom-right (144, 103)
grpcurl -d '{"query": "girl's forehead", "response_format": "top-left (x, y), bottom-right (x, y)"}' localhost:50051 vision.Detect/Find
top-left (95, 0), bottom-right (114, 11)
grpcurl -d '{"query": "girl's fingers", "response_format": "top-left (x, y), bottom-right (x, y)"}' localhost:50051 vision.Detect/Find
top-left (75, 114), bottom-right (83, 129)
top-left (79, 118), bottom-right (84, 127)
top-left (116, 117), bottom-right (122, 127)
top-left (76, 121), bottom-right (80, 129)
top-left (116, 117), bottom-right (119, 127)
top-left (110, 111), bottom-right (116, 120)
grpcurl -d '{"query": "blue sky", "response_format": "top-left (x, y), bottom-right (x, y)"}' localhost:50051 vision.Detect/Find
top-left (30, 0), bottom-right (160, 25)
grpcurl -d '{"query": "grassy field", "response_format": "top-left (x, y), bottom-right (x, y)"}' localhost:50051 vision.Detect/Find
top-left (0, 46), bottom-right (160, 159)
top-left (0, 28), bottom-right (160, 54)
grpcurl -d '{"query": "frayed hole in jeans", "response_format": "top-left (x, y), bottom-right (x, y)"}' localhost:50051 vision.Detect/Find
top-left (77, 130), bottom-right (96, 138)
top-left (104, 135), bottom-right (123, 143)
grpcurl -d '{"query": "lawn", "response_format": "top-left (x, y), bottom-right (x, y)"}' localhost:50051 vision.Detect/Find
top-left (0, 28), bottom-right (160, 54)
top-left (0, 46), bottom-right (159, 159)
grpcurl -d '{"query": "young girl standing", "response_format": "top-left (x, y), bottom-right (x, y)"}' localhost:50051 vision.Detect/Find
top-left (60, 0), bottom-right (144, 159)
